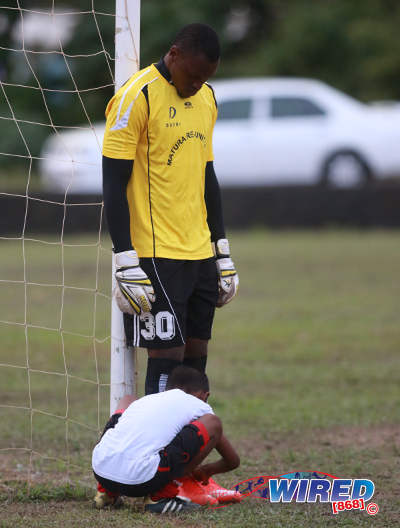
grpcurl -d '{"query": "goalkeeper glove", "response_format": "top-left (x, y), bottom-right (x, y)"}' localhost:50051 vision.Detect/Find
top-left (114, 250), bottom-right (155, 315)
top-left (215, 239), bottom-right (239, 308)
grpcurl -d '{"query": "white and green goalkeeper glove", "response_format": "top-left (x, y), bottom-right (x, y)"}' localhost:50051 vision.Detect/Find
top-left (114, 250), bottom-right (155, 315)
top-left (215, 239), bottom-right (239, 307)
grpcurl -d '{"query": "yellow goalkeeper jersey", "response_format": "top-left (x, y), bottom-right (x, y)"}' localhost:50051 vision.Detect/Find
top-left (102, 60), bottom-right (217, 259)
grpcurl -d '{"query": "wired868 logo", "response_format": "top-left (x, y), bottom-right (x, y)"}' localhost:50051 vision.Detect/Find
top-left (232, 472), bottom-right (378, 515)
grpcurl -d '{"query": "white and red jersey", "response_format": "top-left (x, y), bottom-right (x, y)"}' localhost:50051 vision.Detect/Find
top-left (92, 389), bottom-right (213, 485)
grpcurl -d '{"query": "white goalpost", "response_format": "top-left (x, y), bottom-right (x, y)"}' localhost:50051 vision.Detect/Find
top-left (110, 0), bottom-right (141, 414)
top-left (0, 0), bottom-right (140, 486)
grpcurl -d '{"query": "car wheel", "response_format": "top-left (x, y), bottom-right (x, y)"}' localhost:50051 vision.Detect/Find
top-left (320, 151), bottom-right (373, 188)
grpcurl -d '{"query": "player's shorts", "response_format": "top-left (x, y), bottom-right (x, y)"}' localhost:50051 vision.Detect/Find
top-left (123, 257), bottom-right (218, 349)
top-left (93, 410), bottom-right (210, 497)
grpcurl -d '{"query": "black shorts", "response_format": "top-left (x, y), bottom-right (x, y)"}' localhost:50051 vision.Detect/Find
top-left (124, 257), bottom-right (218, 349)
top-left (94, 411), bottom-right (210, 497)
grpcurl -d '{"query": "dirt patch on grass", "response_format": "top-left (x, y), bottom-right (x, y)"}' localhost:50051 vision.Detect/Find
top-left (239, 423), bottom-right (400, 453)
top-left (235, 423), bottom-right (400, 481)
top-left (318, 423), bottom-right (400, 449)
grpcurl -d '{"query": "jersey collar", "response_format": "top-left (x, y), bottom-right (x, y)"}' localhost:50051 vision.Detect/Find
top-left (155, 57), bottom-right (173, 84)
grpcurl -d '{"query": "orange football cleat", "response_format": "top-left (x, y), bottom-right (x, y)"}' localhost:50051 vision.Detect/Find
top-left (202, 477), bottom-right (243, 504)
top-left (175, 475), bottom-right (218, 506)
top-left (150, 480), bottom-right (179, 502)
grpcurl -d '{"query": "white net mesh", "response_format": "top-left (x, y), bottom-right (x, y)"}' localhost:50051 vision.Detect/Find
top-left (0, 1), bottom-right (123, 487)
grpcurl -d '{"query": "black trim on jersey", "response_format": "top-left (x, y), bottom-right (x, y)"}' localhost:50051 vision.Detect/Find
top-left (205, 83), bottom-right (218, 110)
top-left (141, 85), bottom-right (156, 257)
top-left (204, 161), bottom-right (226, 242)
top-left (155, 57), bottom-right (172, 83)
top-left (142, 84), bottom-right (149, 107)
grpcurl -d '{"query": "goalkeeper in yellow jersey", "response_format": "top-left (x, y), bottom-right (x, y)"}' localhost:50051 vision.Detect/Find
top-left (102, 23), bottom-right (238, 394)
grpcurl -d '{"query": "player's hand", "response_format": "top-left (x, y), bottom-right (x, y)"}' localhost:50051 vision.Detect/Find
top-left (215, 239), bottom-right (239, 308)
top-left (191, 466), bottom-right (210, 485)
top-left (114, 250), bottom-right (155, 315)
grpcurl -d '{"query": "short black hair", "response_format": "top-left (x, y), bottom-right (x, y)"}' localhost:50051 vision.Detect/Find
top-left (166, 365), bottom-right (209, 393)
top-left (172, 23), bottom-right (220, 63)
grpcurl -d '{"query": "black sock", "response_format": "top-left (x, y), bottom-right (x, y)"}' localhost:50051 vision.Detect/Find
top-left (182, 355), bottom-right (207, 373)
top-left (145, 357), bottom-right (181, 395)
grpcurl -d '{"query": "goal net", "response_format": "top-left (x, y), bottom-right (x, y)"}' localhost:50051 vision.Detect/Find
top-left (0, 1), bottom-right (139, 488)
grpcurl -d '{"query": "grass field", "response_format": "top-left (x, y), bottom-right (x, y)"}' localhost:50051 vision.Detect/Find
top-left (1, 229), bottom-right (399, 527)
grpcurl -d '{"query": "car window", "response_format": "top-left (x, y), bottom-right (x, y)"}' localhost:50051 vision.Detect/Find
top-left (270, 97), bottom-right (326, 118)
top-left (217, 99), bottom-right (252, 120)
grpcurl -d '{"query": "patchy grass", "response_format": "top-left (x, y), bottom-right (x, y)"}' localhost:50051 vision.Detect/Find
top-left (0, 230), bottom-right (399, 526)
top-left (0, 482), bottom-right (90, 503)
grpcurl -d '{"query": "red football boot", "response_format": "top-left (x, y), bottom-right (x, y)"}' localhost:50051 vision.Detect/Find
top-left (202, 477), bottom-right (243, 504)
top-left (175, 475), bottom-right (218, 506)
top-left (150, 480), bottom-right (179, 502)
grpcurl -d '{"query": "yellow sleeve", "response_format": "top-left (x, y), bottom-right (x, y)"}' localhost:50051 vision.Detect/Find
top-left (102, 89), bottom-right (148, 160)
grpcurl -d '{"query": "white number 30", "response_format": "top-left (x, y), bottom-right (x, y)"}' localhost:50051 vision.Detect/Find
top-left (140, 311), bottom-right (175, 341)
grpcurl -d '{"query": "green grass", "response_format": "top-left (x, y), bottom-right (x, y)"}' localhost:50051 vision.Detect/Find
top-left (0, 229), bottom-right (399, 527)
top-left (0, 168), bottom-right (43, 193)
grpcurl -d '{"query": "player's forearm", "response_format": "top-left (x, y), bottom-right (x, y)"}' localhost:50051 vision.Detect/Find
top-left (199, 433), bottom-right (240, 478)
top-left (102, 156), bottom-right (133, 252)
top-left (204, 161), bottom-right (226, 242)
top-left (197, 455), bottom-right (240, 479)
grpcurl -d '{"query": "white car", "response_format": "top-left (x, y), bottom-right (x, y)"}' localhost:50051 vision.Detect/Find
top-left (40, 77), bottom-right (400, 192)
top-left (212, 78), bottom-right (400, 187)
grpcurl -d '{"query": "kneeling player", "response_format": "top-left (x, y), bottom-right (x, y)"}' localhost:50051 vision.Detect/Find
top-left (92, 366), bottom-right (240, 514)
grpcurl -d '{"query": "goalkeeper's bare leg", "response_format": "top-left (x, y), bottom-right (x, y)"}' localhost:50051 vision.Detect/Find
top-left (145, 346), bottom-right (184, 394)
top-left (145, 338), bottom-right (208, 394)
top-left (183, 337), bottom-right (208, 373)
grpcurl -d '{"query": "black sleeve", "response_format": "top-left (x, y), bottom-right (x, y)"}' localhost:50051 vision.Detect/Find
top-left (102, 155), bottom-right (134, 253)
top-left (204, 161), bottom-right (226, 243)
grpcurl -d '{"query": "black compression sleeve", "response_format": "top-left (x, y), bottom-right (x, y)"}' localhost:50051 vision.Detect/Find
top-left (102, 155), bottom-right (134, 253)
top-left (204, 161), bottom-right (226, 242)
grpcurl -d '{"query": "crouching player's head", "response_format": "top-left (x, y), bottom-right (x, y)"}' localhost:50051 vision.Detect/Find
top-left (166, 365), bottom-right (210, 403)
